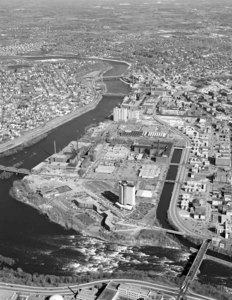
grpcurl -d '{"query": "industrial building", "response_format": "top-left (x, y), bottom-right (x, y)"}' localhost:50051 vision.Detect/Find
top-left (95, 165), bottom-right (115, 174)
top-left (113, 106), bottom-right (140, 122)
top-left (139, 164), bottom-right (160, 179)
top-left (73, 198), bottom-right (95, 209)
top-left (90, 143), bottom-right (104, 161)
top-left (113, 107), bottom-right (128, 122)
top-left (132, 141), bottom-right (172, 159)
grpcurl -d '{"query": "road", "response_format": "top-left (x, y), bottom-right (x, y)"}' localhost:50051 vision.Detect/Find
top-left (0, 278), bottom-right (216, 300)
top-left (0, 279), bottom-right (178, 295)
top-left (154, 115), bottom-right (208, 239)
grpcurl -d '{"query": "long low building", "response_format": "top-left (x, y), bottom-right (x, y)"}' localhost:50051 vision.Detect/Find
top-left (95, 165), bottom-right (115, 174)
top-left (96, 282), bottom-right (169, 300)
top-left (136, 189), bottom-right (153, 198)
top-left (139, 164), bottom-right (160, 179)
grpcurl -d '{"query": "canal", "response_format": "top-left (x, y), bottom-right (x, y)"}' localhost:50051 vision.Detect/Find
top-left (156, 182), bottom-right (175, 230)
top-left (156, 147), bottom-right (232, 287)
top-left (156, 148), bottom-right (182, 230)
top-left (166, 165), bottom-right (179, 181)
top-left (171, 148), bottom-right (183, 164)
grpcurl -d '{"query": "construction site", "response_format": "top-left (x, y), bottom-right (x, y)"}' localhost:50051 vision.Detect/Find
top-left (11, 119), bottom-right (181, 240)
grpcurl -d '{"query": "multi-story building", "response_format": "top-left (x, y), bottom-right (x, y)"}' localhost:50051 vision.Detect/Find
top-left (113, 107), bottom-right (140, 122)
top-left (119, 180), bottom-right (136, 206)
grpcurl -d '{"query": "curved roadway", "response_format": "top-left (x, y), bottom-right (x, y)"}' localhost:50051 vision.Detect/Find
top-left (154, 115), bottom-right (208, 239)
top-left (0, 279), bottom-right (215, 300)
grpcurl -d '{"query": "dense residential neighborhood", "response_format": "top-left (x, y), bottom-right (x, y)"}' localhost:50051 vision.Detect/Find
top-left (0, 59), bottom-right (106, 142)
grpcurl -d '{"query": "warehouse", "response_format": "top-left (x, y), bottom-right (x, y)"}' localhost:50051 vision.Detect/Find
top-left (95, 165), bottom-right (115, 174)
top-left (139, 164), bottom-right (160, 179)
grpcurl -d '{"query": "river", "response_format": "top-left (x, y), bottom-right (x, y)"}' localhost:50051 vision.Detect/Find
top-left (0, 59), bottom-right (231, 288)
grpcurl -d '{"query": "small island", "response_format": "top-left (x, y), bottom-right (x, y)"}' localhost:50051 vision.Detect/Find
top-left (10, 116), bottom-right (180, 249)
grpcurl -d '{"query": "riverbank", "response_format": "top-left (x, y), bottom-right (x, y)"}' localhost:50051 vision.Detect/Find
top-left (0, 132), bottom-right (48, 158)
top-left (0, 58), bottom-right (132, 277)
top-left (1, 57), bottom-right (232, 290)
top-left (0, 61), bottom-right (112, 158)
top-left (0, 55), bottom-right (131, 158)
top-left (0, 94), bottom-right (103, 157)
top-left (10, 179), bottom-right (179, 249)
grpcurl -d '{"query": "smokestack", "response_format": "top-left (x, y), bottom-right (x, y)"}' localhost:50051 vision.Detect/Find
top-left (76, 133), bottom-right (78, 155)
top-left (54, 140), bottom-right (57, 154)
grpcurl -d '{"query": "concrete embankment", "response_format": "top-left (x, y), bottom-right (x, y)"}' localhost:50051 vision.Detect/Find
top-left (0, 132), bottom-right (48, 158)
top-left (10, 178), bottom-right (180, 249)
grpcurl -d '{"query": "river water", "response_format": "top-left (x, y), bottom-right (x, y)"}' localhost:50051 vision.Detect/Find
top-left (0, 60), bottom-right (231, 288)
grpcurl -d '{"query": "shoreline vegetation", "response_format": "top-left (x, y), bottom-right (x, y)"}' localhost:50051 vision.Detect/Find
top-left (0, 132), bottom-right (48, 158)
top-left (0, 252), bottom-right (230, 300)
top-left (9, 180), bottom-right (180, 249)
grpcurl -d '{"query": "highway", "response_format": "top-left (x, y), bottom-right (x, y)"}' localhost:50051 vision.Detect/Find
top-left (0, 278), bottom-right (216, 300)
top-left (0, 279), bottom-right (178, 295)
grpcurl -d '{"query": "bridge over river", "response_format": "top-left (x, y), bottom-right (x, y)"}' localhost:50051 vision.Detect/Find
top-left (103, 92), bottom-right (127, 97)
top-left (102, 75), bottom-right (122, 80)
top-left (0, 165), bottom-right (30, 175)
top-left (177, 239), bottom-right (211, 300)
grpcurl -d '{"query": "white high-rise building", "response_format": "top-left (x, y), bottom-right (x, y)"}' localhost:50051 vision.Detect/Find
top-left (123, 183), bottom-right (135, 206)
top-left (119, 180), bottom-right (127, 204)
top-left (119, 181), bottom-right (135, 206)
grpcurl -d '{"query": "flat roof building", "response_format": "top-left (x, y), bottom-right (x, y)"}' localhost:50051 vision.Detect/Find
top-left (119, 181), bottom-right (136, 206)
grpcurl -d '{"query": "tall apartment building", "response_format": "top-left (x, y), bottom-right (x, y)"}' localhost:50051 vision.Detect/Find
top-left (119, 180), bottom-right (135, 206)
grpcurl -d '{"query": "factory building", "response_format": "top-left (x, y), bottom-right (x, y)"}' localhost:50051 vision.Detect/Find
top-left (113, 107), bottom-right (140, 122)
top-left (128, 109), bottom-right (140, 120)
top-left (119, 181), bottom-right (136, 206)
top-left (90, 143), bottom-right (103, 161)
top-left (131, 141), bottom-right (173, 162)
top-left (113, 107), bottom-right (128, 122)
